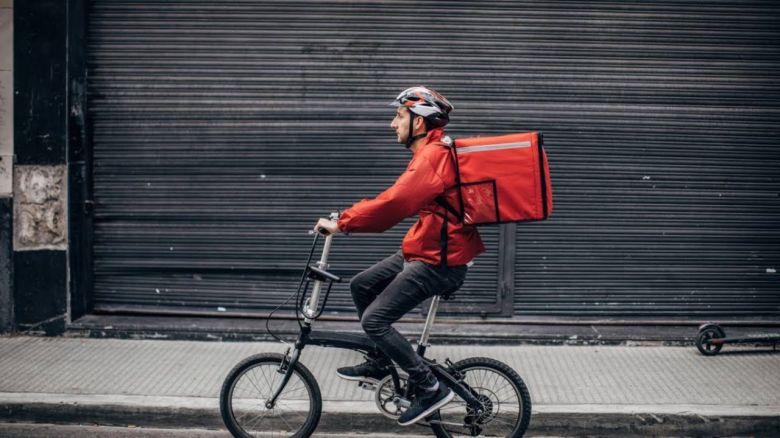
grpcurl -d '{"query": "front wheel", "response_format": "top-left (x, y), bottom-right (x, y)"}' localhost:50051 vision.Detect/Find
top-left (220, 353), bottom-right (322, 438)
top-left (431, 357), bottom-right (532, 438)
top-left (696, 326), bottom-right (725, 356)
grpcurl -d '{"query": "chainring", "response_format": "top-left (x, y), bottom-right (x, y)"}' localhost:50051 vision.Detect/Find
top-left (374, 373), bottom-right (411, 419)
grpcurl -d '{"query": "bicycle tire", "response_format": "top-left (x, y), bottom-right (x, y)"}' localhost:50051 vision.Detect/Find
top-left (220, 353), bottom-right (322, 438)
top-left (430, 357), bottom-right (532, 438)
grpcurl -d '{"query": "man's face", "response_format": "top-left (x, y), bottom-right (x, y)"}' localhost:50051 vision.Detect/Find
top-left (391, 107), bottom-right (411, 144)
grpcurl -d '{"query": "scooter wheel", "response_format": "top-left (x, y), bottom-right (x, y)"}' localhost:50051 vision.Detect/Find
top-left (696, 326), bottom-right (725, 356)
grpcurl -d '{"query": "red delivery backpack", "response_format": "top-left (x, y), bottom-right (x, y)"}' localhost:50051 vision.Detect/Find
top-left (439, 131), bottom-right (553, 226)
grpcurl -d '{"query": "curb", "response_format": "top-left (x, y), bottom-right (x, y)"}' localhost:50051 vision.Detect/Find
top-left (2, 393), bottom-right (779, 436)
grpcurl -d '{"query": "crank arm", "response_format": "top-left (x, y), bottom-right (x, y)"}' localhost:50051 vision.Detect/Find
top-left (426, 419), bottom-right (467, 427)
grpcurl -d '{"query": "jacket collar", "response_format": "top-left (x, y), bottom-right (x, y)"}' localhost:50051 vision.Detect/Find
top-left (413, 128), bottom-right (444, 155)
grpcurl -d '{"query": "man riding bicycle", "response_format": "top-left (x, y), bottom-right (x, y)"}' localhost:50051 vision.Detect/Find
top-left (314, 86), bottom-right (484, 426)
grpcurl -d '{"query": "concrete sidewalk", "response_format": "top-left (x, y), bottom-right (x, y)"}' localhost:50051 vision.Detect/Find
top-left (0, 336), bottom-right (778, 436)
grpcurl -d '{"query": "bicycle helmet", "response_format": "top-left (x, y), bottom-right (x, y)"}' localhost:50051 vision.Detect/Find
top-left (391, 86), bottom-right (454, 148)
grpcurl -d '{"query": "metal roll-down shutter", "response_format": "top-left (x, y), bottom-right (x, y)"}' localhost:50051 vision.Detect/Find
top-left (86, 1), bottom-right (780, 319)
top-left (87, 0), bottom-right (503, 316)
top-left (509, 1), bottom-right (780, 317)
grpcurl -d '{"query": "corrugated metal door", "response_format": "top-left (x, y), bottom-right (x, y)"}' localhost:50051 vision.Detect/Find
top-left (87, 1), bottom-right (780, 318)
top-left (86, 0), bottom-right (504, 316)
top-left (508, 1), bottom-right (780, 317)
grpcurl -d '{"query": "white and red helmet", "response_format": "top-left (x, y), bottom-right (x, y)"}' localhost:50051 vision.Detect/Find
top-left (391, 86), bottom-right (453, 129)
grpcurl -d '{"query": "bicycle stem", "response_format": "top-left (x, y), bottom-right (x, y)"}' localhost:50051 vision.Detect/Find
top-left (303, 212), bottom-right (338, 321)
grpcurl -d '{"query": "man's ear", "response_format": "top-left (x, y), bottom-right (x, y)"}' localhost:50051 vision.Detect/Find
top-left (413, 115), bottom-right (427, 132)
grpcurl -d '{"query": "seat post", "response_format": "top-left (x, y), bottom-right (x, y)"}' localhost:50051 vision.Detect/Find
top-left (418, 295), bottom-right (440, 348)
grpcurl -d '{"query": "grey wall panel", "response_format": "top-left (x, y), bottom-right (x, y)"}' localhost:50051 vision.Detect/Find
top-left (87, 1), bottom-right (780, 318)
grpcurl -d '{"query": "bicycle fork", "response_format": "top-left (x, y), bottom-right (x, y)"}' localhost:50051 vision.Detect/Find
top-left (266, 324), bottom-right (311, 408)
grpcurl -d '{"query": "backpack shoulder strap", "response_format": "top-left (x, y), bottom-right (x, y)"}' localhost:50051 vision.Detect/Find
top-left (434, 136), bottom-right (463, 269)
top-left (435, 196), bottom-right (461, 219)
top-left (435, 135), bottom-right (464, 224)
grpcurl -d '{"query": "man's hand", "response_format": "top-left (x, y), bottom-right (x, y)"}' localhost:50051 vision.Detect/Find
top-left (314, 218), bottom-right (340, 236)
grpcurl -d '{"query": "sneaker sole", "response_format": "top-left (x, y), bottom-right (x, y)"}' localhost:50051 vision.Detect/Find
top-left (335, 372), bottom-right (381, 384)
top-left (397, 389), bottom-right (455, 427)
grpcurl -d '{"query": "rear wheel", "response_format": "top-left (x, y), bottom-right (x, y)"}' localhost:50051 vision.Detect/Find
top-left (220, 353), bottom-right (322, 438)
top-left (696, 326), bottom-right (726, 356)
top-left (431, 357), bottom-right (532, 437)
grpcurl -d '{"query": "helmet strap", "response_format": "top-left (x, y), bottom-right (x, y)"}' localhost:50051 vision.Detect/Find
top-left (405, 113), bottom-right (428, 149)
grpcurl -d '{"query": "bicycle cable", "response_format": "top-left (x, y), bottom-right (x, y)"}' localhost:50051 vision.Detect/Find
top-left (264, 232), bottom-right (320, 344)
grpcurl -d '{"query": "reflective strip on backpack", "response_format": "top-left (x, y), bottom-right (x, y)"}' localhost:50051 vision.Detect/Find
top-left (457, 140), bottom-right (532, 154)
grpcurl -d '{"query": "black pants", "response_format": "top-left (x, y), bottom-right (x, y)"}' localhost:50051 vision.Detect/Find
top-left (350, 250), bottom-right (468, 388)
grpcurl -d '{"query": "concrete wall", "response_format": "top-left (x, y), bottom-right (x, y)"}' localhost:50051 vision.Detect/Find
top-left (13, 165), bottom-right (66, 251)
top-left (0, 0), bottom-right (11, 195)
top-left (12, 0), bottom-right (68, 334)
top-left (0, 0), bottom-right (13, 334)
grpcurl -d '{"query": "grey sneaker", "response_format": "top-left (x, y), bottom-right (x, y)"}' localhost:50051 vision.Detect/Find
top-left (336, 358), bottom-right (391, 383)
top-left (398, 382), bottom-right (454, 426)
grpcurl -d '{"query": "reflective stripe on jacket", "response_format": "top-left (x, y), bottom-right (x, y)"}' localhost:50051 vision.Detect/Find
top-left (337, 128), bottom-right (485, 266)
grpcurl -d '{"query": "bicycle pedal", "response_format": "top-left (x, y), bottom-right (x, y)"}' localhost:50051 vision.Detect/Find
top-left (357, 380), bottom-right (378, 391)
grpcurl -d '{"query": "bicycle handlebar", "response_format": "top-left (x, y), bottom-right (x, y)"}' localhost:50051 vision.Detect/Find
top-left (302, 212), bottom-right (340, 319)
top-left (310, 211), bottom-right (341, 236)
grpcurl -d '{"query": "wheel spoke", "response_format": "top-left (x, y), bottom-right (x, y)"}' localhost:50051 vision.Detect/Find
top-left (235, 407), bottom-right (259, 425)
top-left (242, 406), bottom-right (273, 432)
top-left (276, 408), bottom-right (295, 431)
top-left (495, 386), bottom-right (518, 402)
top-left (280, 385), bottom-right (308, 397)
top-left (245, 369), bottom-right (269, 399)
top-left (487, 415), bottom-right (517, 427)
top-left (266, 366), bottom-right (279, 396)
top-left (277, 400), bottom-right (309, 423)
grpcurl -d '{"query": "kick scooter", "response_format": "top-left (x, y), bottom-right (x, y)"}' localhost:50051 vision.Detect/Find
top-left (696, 323), bottom-right (780, 356)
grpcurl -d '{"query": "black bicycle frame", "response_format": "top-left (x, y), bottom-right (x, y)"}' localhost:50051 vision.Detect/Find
top-left (268, 226), bottom-right (484, 411)
top-left (268, 320), bottom-right (483, 411)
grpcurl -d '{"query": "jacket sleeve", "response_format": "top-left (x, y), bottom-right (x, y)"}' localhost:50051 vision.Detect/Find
top-left (338, 156), bottom-right (445, 233)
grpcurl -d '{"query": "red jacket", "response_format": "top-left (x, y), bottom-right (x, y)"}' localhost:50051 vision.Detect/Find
top-left (338, 128), bottom-right (485, 266)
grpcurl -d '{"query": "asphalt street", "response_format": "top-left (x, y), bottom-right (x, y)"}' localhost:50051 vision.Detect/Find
top-left (0, 423), bottom-right (566, 437)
